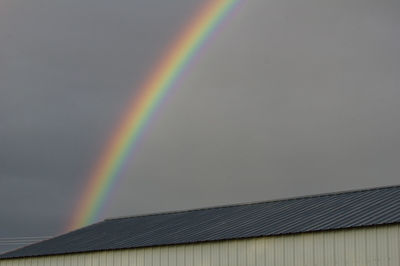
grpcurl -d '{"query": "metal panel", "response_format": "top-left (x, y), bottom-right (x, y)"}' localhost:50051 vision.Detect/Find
top-left (388, 226), bottom-right (400, 266)
top-left (193, 244), bottom-right (202, 266)
top-left (159, 248), bottom-right (168, 266)
top-left (202, 243), bottom-right (212, 266)
top-left (210, 242), bottom-right (219, 266)
top-left (176, 246), bottom-right (184, 266)
top-left (219, 241), bottom-right (228, 266)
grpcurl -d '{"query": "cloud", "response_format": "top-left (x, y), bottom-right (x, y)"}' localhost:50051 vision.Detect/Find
top-left (1, 0), bottom-right (399, 253)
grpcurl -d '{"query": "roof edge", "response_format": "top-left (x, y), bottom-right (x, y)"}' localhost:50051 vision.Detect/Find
top-left (2, 222), bottom-right (399, 260)
top-left (105, 183), bottom-right (400, 222)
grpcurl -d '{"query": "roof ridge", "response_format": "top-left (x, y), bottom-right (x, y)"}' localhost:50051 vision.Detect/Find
top-left (105, 183), bottom-right (400, 221)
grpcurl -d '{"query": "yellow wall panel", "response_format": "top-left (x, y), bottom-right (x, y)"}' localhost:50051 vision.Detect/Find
top-left (136, 249), bottom-right (144, 266)
top-left (144, 248), bottom-right (152, 266)
top-left (314, 233), bottom-right (325, 266)
top-left (168, 246), bottom-right (177, 266)
top-left (201, 243), bottom-right (211, 266)
top-left (246, 238), bottom-right (256, 266)
top-left (193, 244), bottom-right (202, 266)
top-left (236, 239), bottom-right (247, 266)
top-left (129, 249), bottom-right (138, 266)
top-left (159, 248), bottom-right (168, 266)
top-left (152, 247), bottom-right (161, 266)
top-left (323, 231), bottom-right (335, 266)
top-left (388, 225), bottom-right (399, 266)
top-left (184, 245), bottom-right (194, 266)
top-left (209, 242), bottom-right (219, 266)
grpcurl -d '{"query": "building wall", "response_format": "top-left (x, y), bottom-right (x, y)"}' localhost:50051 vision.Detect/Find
top-left (1, 224), bottom-right (399, 266)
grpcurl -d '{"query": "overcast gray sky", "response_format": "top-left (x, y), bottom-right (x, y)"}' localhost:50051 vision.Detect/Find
top-left (1, 0), bottom-right (399, 254)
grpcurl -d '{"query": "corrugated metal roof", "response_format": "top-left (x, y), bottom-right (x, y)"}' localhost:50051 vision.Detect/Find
top-left (2, 184), bottom-right (400, 259)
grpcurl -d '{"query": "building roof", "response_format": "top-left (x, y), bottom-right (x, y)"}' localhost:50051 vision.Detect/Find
top-left (2, 184), bottom-right (400, 259)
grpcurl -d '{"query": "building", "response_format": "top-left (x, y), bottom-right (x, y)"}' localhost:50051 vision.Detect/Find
top-left (1, 185), bottom-right (400, 265)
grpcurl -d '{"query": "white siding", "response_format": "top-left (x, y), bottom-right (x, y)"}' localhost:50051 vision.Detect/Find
top-left (1, 224), bottom-right (399, 266)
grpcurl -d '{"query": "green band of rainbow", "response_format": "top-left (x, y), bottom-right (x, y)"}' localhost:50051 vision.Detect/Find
top-left (68, 0), bottom-right (241, 231)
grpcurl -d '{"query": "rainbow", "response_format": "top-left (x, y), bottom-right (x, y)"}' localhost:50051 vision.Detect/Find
top-left (68, 0), bottom-right (241, 231)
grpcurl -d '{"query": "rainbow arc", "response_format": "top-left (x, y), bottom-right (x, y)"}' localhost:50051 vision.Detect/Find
top-left (68, 0), bottom-right (241, 231)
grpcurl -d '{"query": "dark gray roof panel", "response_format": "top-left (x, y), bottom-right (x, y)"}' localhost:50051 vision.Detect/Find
top-left (2, 185), bottom-right (400, 259)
